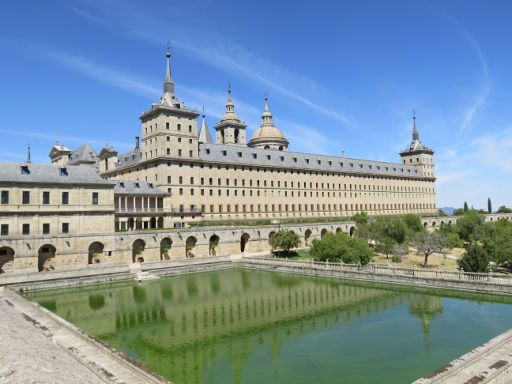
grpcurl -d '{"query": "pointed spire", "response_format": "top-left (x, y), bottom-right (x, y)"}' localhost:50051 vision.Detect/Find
top-left (163, 42), bottom-right (174, 95)
top-left (219, 83), bottom-right (240, 122)
top-left (198, 106), bottom-right (213, 144)
top-left (412, 110), bottom-right (419, 141)
top-left (26, 143), bottom-right (32, 164)
top-left (261, 95), bottom-right (273, 126)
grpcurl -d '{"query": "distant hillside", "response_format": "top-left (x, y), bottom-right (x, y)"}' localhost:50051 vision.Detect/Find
top-left (440, 207), bottom-right (456, 215)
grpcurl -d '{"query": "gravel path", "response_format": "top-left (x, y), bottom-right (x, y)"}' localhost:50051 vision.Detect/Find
top-left (0, 291), bottom-right (100, 384)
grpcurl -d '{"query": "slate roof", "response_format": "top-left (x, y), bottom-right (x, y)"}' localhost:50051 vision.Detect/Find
top-left (113, 180), bottom-right (167, 195)
top-left (68, 144), bottom-right (99, 166)
top-left (198, 143), bottom-right (427, 179)
top-left (116, 147), bottom-right (143, 168)
top-left (0, 162), bottom-right (114, 186)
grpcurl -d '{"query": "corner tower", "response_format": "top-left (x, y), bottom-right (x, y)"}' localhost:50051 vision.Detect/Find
top-left (139, 48), bottom-right (199, 161)
top-left (399, 112), bottom-right (435, 178)
top-left (214, 86), bottom-right (247, 145)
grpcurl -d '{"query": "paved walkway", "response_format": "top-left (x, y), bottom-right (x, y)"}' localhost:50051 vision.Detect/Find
top-left (0, 287), bottom-right (169, 384)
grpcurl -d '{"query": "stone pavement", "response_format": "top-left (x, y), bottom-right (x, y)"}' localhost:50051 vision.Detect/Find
top-left (0, 287), bottom-right (169, 384)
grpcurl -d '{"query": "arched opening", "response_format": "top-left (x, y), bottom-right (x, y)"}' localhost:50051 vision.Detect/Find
top-left (336, 227), bottom-right (342, 234)
top-left (234, 129), bottom-right (240, 144)
top-left (448, 220), bottom-right (452, 225)
top-left (264, 145), bottom-right (270, 149)
top-left (279, 145), bottom-right (284, 151)
top-left (268, 231), bottom-right (276, 241)
top-left (304, 229), bottom-right (312, 246)
top-left (160, 237), bottom-right (172, 261)
top-left (209, 234), bottom-right (220, 256)
top-left (150, 217), bottom-right (157, 229)
top-left (0, 247), bottom-right (15, 274)
top-left (128, 217), bottom-right (135, 230)
top-left (88, 242), bottom-right (104, 264)
top-left (186, 236), bottom-right (197, 258)
top-left (432, 221), bottom-right (437, 227)
top-left (38, 244), bottom-right (56, 272)
top-left (240, 233), bottom-right (250, 252)
top-left (135, 218), bottom-right (143, 230)
top-left (132, 239), bottom-right (146, 263)
top-left (423, 222), bottom-right (428, 228)
top-left (321, 228), bottom-right (328, 238)
top-left (349, 227), bottom-right (356, 237)
top-left (157, 217), bottom-right (164, 228)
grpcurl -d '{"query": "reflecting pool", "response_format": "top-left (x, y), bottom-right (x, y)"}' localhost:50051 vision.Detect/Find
top-left (26, 269), bottom-right (512, 384)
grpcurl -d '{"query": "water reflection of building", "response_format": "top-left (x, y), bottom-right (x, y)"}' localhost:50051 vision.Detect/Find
top-left (30, 270), bottom-right (441, 384)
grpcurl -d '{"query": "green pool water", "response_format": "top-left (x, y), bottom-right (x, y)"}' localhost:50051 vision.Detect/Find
top-left (25, 269), bottom-right (512, 384)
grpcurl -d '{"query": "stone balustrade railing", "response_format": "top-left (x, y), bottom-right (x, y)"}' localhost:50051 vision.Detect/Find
top-left (244, 256), bottom-right (512, 286)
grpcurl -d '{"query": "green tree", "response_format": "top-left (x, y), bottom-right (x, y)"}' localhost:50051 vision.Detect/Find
top-left (458, 244), bottom-right (490, 272)
top-left (392, 243), bottom-right (408, 263)
top-left (455, 211), bottom-right (486, 243)
top-left (403, 214), bottom-right (424, 236)
top-left (488, 198), bottom-right (492, 214)
top-left (483, 219), bottom-right (512, 267)
top-left (463, 201), bottom-right (469, 212)
top-left (376, 236), bottom-right (395, 259)
top-left (413, 231), bottom-right (447, 267)
top-left (370, 217), bottom-right (407, 244)
top-left (351, 212), bottom-right (369, 225)
top-left (269, 229), bottom-right (301, 256)
top-left (438, 224), bottom-right (464, 248)
top-left (310, 233), bottom-right (373, 265)
top-left (497, 205), bottom-right (512, 213)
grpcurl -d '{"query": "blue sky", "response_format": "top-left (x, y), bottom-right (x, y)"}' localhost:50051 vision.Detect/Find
top-left (0, 0), bottom-right (511, 209)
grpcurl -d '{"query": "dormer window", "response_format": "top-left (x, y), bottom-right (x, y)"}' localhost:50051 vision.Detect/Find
top-left (328, 161), bottom-right (332, 166)
top-left (293, 157), bottom-right (297, 163)
top-left (135, 182), bottom-right (140, 188)
top-left (267, 155), bottom-right (271, 160)
top-left (237, 152), bottom-right (242, 158)
top-left (222, 150), bottom-right (227, 156)
top-left (280, 156), bottom-right (284, 161)
top-left (60, 168), bottom-right (68, 176)
top-left (119, 182), bottom-right (125, 188)
top-left (148, 183), bottom-right (154, 188)
top-left (305, 158), bottom-right (310, 164)
top-left (206, 149), bottom-right (211, 154)
top-left (317, 160), bottom-right (321, 165)
top-left (20, 165), bottom-right (30, 175)
top-left (252, 153), bottom-right (257, 159)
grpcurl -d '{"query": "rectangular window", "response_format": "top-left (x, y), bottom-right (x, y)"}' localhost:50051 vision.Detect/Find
top-left (1, 224), bottom-right (8, 236)
top-left (22, 191), bottom-right (30, 204)
top-left (92, 192), bottom-right (99, 205)
top-left (62, 191), bottom-right (69, 205)
top-left (22, 223), bottom-right (30, 235)
top-left (42, 223), bottom-right (50, 235)
top-left (1, 191), bottom-right (9, 204)
top-left (62, 223), bottom-right (69, 234)
top-left (42, 191), bottom-right (50, 204)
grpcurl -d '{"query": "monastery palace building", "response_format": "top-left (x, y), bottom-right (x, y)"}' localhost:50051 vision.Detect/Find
top-left (0, 49), bottom-right (437, 271)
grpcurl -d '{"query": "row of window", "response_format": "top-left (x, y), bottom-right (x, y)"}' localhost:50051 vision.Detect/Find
top-left (167, 176), bottom-right (434, 193)
top-left (174, 187), bottom-right (433, 199)
top-left (144, 122), bottom-right (193, 134)
top-left (0, 191), bottom-right (99, 205)
top-left (178, 202), bottom-right (435, 214)
top-left (0, 223), bottom-right (69, 236)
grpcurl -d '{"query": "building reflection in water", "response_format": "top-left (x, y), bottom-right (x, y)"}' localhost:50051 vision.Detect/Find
top-left (30, 270), bottom-right (445, 384)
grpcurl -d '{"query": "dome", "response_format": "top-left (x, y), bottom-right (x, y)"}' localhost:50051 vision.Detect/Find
top-left (250, 125), bottom-right (286, 140)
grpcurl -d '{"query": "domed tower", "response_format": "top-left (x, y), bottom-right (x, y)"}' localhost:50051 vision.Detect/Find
top-left (248, 96), bottom-right (289, 151)
top-left (214, 85), bottom-right (247, 145)
top-left (399, 112), bottom-right (435, 178)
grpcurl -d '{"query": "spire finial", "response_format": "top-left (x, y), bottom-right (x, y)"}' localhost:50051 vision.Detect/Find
top-left (264, 93), bottom-right (269, 111)
top-left (202, 105), bottom-right (205, 118)
top-left (166, 41), bottom-right (171, 57)
top-left (26, 143), bottom-right (31, 164)
top-left (412, 109), bottom-right (419, 141)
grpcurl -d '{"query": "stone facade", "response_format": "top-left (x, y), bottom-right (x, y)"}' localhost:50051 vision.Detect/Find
top-left (95, 50), bottom-right (437, 227)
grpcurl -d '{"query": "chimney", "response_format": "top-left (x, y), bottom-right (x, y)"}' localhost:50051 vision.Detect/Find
top-left (135, 136), bottom-right (140, 149)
